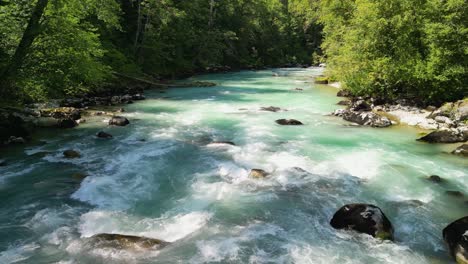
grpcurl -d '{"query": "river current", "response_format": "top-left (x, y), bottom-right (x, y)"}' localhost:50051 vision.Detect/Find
top-left (0, 68), bottom-right (467, 263)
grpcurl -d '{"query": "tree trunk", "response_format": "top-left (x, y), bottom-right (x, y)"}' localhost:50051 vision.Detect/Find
top-left (1, 0), bottom-right (49, 85)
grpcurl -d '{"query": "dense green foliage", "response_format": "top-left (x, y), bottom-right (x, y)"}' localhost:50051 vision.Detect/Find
top-left (0, 0), bottom-right (321, 102)
top-left (1, 0), bottom-right (466, 105)
top-left (319, 0), bottom-right (467, 105)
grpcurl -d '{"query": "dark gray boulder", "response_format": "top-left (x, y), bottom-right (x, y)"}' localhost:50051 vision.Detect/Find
top-left (418, 129), bottom-right (468, 143)
top-left (275, 119), bottom-right (303, 125)
top-left (97, 131), bottom-right (113, 139)
top-left (261, 106), bottom-right (282, 112)
top-left (330, 203), bottom-right (394, 240)
top-left (443, 216), bottom-right (468, 264)
top-left (109, 116), bottom-right (130, 126)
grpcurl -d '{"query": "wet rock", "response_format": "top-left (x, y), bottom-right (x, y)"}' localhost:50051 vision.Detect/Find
top-left (350, 99), bottom-right (372, 112)
top-left (294, 88), bottom-right (304, 91)
top-left (261, 106), bottom-right (282, 112)
top-left (342, 110), bottom-right (392, 127)
top-left (337, 89), bottom-right (352, 97)
top-left (337, 100), bottom-right (351, 106)
top-left (428, 175), bottom-right (445, 183)
top-left (418, 129), bottom-right (468, 143)
top-left (90, 233), bottom-right (169, 250)
top-left (6, 136), bottom-right (26, 144)
top-left (63, 149), bottom-right (81, 159)
top-left (72, 173), bottom-right (88, 181)
top-left (0, 108), bottom-right (33, 143)
top-left (452, 144), bottom-right (468, 157)
top-left (443, 216), bottom-right (468, 264)
top-left (76, 119), bottom-right (86, 124)
top-left (40, 107), bottom-right (81, 120)
top-left (446, 191), bottom-right (464, 198)
top-left (275, 119), bottom-right (303, 125)
top-left (0, 159), bottom-right (7, 166)
top-left (208, 141), bottom-right (236, 146)
top-left (249, 169), bottom-right (269, 178)
top-left (332, 109), bottom-right (346, 117)
top-left (97, 131), bottom-right (113, 139)
top-left (58, 119), bottom-right (78, 129)
top-left (132, 93), bottom-right (146, 100)
top-left (109, 116), bottom-right (129, 126)
top-left (330, 203), bottom-right (394, 240)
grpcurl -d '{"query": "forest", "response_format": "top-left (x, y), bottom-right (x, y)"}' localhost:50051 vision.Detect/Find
top-left (0, 0), bottom-right (466, 105)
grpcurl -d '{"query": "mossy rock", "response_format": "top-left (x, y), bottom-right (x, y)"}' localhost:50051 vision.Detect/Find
top-left (314, 76), bottom-right (329, 84)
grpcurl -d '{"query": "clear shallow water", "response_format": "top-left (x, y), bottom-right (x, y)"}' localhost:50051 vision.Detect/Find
top-left (0, 68), bottom-right (467, 264)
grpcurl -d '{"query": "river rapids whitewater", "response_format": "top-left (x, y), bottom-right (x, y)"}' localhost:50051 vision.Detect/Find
top-left (0, 68), bottom-right (467, 264)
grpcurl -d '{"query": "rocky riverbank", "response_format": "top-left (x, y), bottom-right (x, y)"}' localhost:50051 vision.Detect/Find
top-left (325, 81), bottom-right (467, 156)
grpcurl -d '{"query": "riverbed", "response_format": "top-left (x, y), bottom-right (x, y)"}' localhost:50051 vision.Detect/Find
top-left (0, 68), bottom-right (467, 263)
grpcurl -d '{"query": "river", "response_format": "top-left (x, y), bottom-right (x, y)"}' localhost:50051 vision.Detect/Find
top-left (0, 68), bottom-right (467, 263)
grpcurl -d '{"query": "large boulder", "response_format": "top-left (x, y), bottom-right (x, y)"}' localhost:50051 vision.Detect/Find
top-left (330, 203), bottom-right (394, 240)
top-left (90, 233), bottom-right (169, 250)
top-left (418, 129), bottom-right (468, 143)
top-left (275, 119), bottom-right (304, 125)
top-left (342, 110), bottom-right (392, 127)
top-left (109, 116), bottom-right (130, 126)
top-left (453, 144), bottom-right (468, 157)
top-left (443, 216), bottom-right (468, 264)
top-left (0, 108), bottom-right (33, 143)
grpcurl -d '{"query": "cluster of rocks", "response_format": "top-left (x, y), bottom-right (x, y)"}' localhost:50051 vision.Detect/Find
top-left (60, 93), bottom-right (145, 108)
top-left (332, 89), bottom-right (467, 154)
top-left (332, 98), bottom-right (392, 128)
top-left (330, 203), bottom-right (468, 263)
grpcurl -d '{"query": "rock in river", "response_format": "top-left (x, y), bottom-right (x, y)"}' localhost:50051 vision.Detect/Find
top-left (249, 169), bottom-right (269, 178)
top-left (342, 110), bottom-right (392, 128)
top-left (208, 141), bottom-right (236, 146)
top-left (97, 131), bottom-right (113, 139)
top-left (63, 149), bottom-right (81, 159)
top-left (109, 116), bottom-right (130, 126)
top-left (330, 203), bottom-right (394, 240)
top-left (275, 119), bottom-right (303, 125)
top-left (261, 106), bottom-right (283, 112)
top-left (427, 175), bottom-right (445, 184)
top-left (443, 216), bottom-right (468, 264)
top-left (452, 144), bottom-right (468, 157)
top-left (90, 233), bottom-right (170, 251)
top-left (418, 129), bottom-right (468, 143)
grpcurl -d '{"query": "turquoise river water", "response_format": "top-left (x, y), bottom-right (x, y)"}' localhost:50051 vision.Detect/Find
top-left (0, 68), bottom-right (467, 263)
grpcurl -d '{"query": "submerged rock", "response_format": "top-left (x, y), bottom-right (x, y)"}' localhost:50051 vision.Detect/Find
top-left (446, 191), bottom-right (464, 198)
top-left (443, 216), bottom-right (468, 264)
top-left (249, 169), bottom-right (269, 178)
top-left (63, 150), bottom-right (81, 159)
top-left (330, 203), bottom-right (394, 240)
top-left (452, 144), bottom-right (468, 157)
top-left (90, 233), bottom-right (169, 250)
top-left (208, 141), bottom-right (236, 146)
top-left (97, 131), bottom-right (113, 139)
top-left (260, 106), bottom-right (283, 112)
top-left (418, 129), bottom-right (468, 143)
top-left (428, 175), bottom-right (445, 183)
top-left (275, 119), bottom-right (303, 125)
top-left (342, 110), bottom-right (392, 128)
top-left (109, 116), bottom-right (130, 126)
